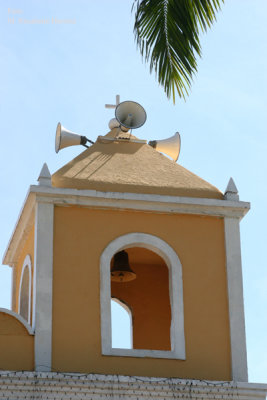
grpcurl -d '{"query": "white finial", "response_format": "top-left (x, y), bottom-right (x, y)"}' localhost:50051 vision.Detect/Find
top-left (38, 163), bottom-right (52, 187)
top-left (105, 95), bottom-right (121, 130)
top-left (105, 94), bottom-right (120, 109)
top-left (224, 177), bottom-right (239, 200)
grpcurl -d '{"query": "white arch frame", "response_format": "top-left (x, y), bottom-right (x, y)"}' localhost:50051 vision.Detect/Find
top-left (100, 233), bottom-right (185, 359)
top-left (18, 254), bottom-right (32, 324)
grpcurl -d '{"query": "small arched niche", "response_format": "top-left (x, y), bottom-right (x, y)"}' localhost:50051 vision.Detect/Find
top-left (111, 247), bottom-right (171, 351)
top-left (18, 255), bottom-right (32, 324)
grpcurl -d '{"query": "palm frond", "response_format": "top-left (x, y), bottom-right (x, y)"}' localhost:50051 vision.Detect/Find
top-left (133, 0), bottom-right (224, 102)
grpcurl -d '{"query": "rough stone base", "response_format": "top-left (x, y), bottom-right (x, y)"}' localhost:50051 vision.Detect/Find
top-left (0, 371), bottom-right (266, 400)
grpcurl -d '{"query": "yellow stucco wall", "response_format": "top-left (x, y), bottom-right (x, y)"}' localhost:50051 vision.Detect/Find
top-left (0, 312), bottom-right (34, 371)
top-left (52, 205), bottom-right (231, 380)
top-left (14, 224), bottom-right (35, 324)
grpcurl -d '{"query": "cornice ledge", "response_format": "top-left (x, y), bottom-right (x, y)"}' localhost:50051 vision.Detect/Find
top-left (2, 189), bottom-right (35, 266)
top-left (2, 184), bottom-right (250, 266)
top-left (30, 185), bottom-right (250, 218)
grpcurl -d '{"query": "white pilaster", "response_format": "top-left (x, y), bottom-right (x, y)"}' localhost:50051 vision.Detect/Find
top-left (33, 202), bottom-right (54, 372)
top-left (224, 217), bottom-right (248, 381)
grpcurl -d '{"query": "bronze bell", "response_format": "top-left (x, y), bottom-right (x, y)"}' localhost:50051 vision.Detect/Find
top-left (111, 250), bottom-right (136, 282)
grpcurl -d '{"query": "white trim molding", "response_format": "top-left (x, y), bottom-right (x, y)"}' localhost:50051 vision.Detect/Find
top-left (224, 217), bottom-right (248, 382)
top-left (30, 185), bottom-right (250, 218)
top-left (0, 308), bottom-right (34, 335)
top-left (11, 265), bottom-right (16, 311)
top-left (2, 189), bottom-right (35, 267)
top-left (18, 254), bottom-right (32, 324)
top-left (33, 202), bottom-right (54, 372)
top-left (100, 233), bottom-right (185, 359)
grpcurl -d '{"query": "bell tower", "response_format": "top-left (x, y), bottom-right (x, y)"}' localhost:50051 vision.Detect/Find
top-left (1, 100), bottom-right (267, 399)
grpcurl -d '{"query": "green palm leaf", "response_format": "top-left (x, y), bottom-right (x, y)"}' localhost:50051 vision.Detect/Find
top-left (133, 0), bottom-right (223, 102)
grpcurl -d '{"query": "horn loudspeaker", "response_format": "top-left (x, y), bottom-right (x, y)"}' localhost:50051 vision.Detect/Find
top-left (115, 101), bottom-right (146, 131)
top-left (149, 132), bottom-right (181, 162)
top-left (55, 123), bottom-right (87, 153)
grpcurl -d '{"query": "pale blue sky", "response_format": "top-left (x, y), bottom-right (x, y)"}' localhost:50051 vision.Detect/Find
top-left (0, 0), bottom-right (266, 383)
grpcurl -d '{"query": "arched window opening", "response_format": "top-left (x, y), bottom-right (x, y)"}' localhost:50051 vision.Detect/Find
top-left (111, 298), bottom-right (132, 349)
top-left (101, 232), bottom-right (185, 359)
top-left (110, 247), bottom-right (171, 351)
top-left (18, 255), bottom-right (32, 324)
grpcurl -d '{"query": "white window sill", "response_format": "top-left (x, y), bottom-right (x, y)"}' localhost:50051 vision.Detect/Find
top-left (103, 348), bottom-right (185, 360)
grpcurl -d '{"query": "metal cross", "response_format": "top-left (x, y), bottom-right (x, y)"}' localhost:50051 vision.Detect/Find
top-left (105, 95), bottom-right (120, 109)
